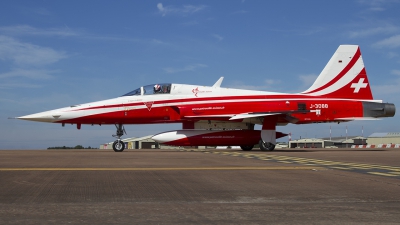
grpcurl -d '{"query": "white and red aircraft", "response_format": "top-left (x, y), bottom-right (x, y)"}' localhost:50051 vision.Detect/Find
top-left (18, 45), bottom-right (395, 152)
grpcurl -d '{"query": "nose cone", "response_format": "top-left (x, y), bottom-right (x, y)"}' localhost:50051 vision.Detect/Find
top-left (18, 110), bottom-right (62, 123)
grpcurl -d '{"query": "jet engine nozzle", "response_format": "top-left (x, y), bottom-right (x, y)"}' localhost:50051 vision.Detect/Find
top-left (363, 102), bottom-right (396, 118)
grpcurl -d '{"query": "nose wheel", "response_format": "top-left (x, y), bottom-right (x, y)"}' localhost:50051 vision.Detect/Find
top-left (112, 124), bottom-right (126, 152)
top-left (112, 140), bottom-right (125, 152)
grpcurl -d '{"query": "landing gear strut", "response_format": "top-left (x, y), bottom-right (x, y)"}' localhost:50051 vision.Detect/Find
top-left (259, 140), bottom-right (275, 151)
top-left (112, 124), bottom-right (126, 152)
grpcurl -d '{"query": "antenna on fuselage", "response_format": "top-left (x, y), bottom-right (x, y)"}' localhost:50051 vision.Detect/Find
top-left (212, 77), bottom-right (224, 88)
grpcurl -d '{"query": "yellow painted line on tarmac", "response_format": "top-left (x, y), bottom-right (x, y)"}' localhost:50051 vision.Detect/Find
top-left (0, 166), bottom-right (324, 171)
top-left (368, 172), bottom-right (399, 177)
top-left (349, 165), bottom-right (372, 168)
top-left (330, 167), bottom-right (352, 170)
top-left (341, 163), bottom-right (360, 166)
top-left (352, 167), bottom-right (373, 170)
top-left (188, 152), bottom-right (400, 177)
top-left (277, 161), bottom-right (293, 164)
top-left (375, 165), bottom-right (398, 169)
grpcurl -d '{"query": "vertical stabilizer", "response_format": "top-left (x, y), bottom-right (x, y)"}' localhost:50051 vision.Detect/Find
top-left (302, 45), bottom-right (373, 100)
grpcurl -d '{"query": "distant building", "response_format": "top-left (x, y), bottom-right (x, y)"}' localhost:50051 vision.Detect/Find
top-left (289, 136), bottom-right (366, 148)
top-left (289, 138), bottom-right (325, 148)
top-left (367, 132), bottom-right (400, 145)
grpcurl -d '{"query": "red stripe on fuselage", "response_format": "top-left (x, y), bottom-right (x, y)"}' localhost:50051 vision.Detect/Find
top-left (56, 98), bottom-right (365, 125)
top-left (74, 94), bottom-right (326, 112)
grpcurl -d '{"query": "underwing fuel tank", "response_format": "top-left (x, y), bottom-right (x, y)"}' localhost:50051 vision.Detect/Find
top-left (151, 130), bottom-right (287, 146)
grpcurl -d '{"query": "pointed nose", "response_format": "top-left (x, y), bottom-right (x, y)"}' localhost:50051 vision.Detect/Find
top-left (18, 111), bottom-right (61, 123)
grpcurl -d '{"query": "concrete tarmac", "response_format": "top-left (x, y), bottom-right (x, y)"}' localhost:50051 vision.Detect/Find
top-left (0, 148), bottom-right (399, 224)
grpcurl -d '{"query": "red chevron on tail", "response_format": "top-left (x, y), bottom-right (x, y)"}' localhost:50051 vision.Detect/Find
top-left (302, 45), bottom-right (373, 100)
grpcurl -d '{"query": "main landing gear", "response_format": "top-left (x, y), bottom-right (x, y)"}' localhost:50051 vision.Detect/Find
top-left (240, 141), bottom-right (275, 151)
top-left (112, 124), bottom-right (126, 152)
top-left (259, 140), bottom-right (275, 151)
top-left (240, 145), bottom-right (254, 151)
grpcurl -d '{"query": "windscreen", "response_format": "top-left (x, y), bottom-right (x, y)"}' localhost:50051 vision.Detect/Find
top-left (122, 88), bottom-right (141, 96)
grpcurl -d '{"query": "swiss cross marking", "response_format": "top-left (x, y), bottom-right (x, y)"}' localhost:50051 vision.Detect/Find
top-left (350, 78), bottom-right (368, 93)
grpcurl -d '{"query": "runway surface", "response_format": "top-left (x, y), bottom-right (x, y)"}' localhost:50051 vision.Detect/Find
top-left (0, 148), bottom-right (399, 224)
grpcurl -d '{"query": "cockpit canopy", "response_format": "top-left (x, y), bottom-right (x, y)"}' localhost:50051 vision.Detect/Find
top-left (122, 83), bottom-right (171, 96)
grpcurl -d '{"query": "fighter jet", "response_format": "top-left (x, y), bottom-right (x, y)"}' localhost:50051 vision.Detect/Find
top-left (18, 45), bottom-right (396, 152)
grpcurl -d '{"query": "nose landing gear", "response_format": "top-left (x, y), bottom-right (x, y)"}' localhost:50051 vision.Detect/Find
top-left (112, 124), bottom-right (126, 152)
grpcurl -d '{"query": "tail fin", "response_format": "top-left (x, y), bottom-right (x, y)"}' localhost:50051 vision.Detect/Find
top-left (302, 45), bottom-right (373, 100)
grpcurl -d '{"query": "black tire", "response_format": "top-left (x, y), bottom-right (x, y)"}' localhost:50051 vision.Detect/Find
top-left (240, 145), bottom-right (254, 151)
top-left (113, 140), bottom-right (125, 152)
top-left (259, 140), bottom-right (275, 151)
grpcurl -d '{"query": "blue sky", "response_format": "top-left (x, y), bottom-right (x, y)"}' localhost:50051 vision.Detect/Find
top-left (1, 0), bottom-right (400, 149)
